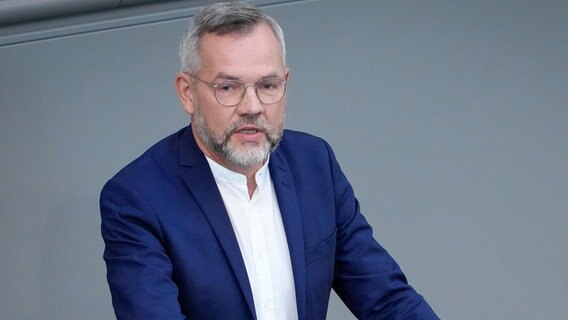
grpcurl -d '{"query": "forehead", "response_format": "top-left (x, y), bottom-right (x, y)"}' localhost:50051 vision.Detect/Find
top-left (198, 23), bottom-right (285, 79)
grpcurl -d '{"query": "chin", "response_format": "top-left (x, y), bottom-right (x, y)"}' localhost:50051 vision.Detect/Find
top-left (227, 144), bottom-right (270, 168)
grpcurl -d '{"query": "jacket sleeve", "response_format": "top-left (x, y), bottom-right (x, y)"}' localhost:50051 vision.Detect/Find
top-left (323, 140), bottom-right (440, 320)
top-left (100, 176), bottom-right (185, 320)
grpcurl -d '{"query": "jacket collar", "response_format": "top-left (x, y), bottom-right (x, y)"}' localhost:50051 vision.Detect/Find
top-left (269, 149), bottom-right (307, 320)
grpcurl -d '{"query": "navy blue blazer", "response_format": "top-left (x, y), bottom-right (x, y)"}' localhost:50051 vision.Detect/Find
top-left (100, 126), bottom-right (438, 320)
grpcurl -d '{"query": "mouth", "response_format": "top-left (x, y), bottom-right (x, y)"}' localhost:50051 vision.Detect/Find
top-left (234, 126), bottom-right (264, 135)
top-left (229, 125), bottom-right (267, 143)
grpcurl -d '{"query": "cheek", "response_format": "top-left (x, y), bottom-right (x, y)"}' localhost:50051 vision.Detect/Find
top-left (200, 107), bottom-right (235, 132)
top-left (268, 106), bottom-right (286, 126)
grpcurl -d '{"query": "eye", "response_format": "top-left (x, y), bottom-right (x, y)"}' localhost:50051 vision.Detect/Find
top-left (216, 81), bottom-right (240, 93)
top-left (258, 79), bottom-right (281, 91)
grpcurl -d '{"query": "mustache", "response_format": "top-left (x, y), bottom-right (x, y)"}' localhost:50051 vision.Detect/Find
top-left (225, 115), bottom-right (273, 136)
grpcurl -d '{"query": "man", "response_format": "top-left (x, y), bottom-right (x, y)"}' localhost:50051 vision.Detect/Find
top-left (100, 2), bottom-right (439, 319)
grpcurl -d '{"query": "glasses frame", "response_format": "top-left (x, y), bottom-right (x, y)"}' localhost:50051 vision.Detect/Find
top-left (186, 73), bottom-right (287, 107)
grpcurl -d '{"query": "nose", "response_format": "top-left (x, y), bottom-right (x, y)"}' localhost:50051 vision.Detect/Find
top-left (236, 84), bottom-right (263, 116)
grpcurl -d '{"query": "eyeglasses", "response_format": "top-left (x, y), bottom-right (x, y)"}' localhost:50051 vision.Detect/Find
top-left (186, 73), bottom-right (287, 107)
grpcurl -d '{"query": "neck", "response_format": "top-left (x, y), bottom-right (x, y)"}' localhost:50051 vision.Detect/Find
top-left (230, 161), bottom-right (263, 199)
top-left (245, 175), bottom-right (257, 199)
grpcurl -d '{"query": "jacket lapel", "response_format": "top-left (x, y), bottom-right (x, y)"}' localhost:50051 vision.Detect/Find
top-left (178, 127), bottom-right (257, 319)
top-left (269, 151), bottom-right (306, 320)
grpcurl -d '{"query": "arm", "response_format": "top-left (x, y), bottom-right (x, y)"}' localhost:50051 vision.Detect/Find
top-left (324, 141), bottom-right (439, 320)
top-left (100, 177), bottom-right (185, 320)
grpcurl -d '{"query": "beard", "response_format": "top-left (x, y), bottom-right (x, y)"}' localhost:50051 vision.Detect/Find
top-left (192, 103), bottom-right (284, 168)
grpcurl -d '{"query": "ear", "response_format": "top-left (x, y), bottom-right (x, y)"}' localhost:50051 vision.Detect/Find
top-left (284, 68), bottom-right (290, 81)
top-left (175, 72), bottom-right (196, 115)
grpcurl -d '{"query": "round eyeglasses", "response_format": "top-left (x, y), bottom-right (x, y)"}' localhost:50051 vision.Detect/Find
top-left (186, 73), bottom-right (287, 107)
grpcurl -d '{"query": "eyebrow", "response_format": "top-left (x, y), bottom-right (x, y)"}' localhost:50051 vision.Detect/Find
top-left (214, 72), bottom-right (238, 80)
top-left (213, 72), bottom-right (281, 81)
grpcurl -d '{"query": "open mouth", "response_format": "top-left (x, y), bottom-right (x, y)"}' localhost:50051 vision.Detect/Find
top-left (235, 126), bottom-right (263, 135)
top-left (239, 128), bottom-right (259, 134)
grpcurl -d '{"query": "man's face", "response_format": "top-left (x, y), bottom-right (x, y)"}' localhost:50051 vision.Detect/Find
top-left (179, 23), bottom-right (288, 172)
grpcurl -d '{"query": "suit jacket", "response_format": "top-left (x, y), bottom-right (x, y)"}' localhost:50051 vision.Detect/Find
top-left (100, 126), bottom-right (439, 320)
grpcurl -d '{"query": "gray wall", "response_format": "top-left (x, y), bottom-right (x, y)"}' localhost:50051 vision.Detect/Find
top-left (1, 0), bottom-right (567, 319)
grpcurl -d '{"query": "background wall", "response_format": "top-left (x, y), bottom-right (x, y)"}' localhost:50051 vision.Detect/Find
top-left (1, 0), bottom-right (567, 319)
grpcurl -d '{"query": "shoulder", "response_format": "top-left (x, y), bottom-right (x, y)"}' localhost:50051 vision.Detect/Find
top-left (102, 127), bottom-right (187, 191)
top-left (278, 129), bottom-right (333, 156)
top-left (273, 129), bottom-right (340, 172)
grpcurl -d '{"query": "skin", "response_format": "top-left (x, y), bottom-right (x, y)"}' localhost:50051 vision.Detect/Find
top-left (176, 23), bottom-right (289, 197)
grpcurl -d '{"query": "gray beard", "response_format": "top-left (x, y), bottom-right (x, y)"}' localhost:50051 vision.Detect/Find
top-left (193, 110), bottom-right (283, 168)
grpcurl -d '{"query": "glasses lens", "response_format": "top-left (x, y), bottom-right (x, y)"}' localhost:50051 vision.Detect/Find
top-left (214, 80), bottom-right (244, 106)
top-left (257, 78), bottom-right (286, 104)
top-left (213, 78), bottom-right (286, 106)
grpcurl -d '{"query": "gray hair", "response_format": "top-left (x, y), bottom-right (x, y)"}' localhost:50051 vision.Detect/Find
top-left (179, 1), bottom-right (286, 74)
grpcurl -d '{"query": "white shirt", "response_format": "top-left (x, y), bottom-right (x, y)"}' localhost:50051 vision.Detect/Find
top-left (206, 156), bottom-right (298, 320)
